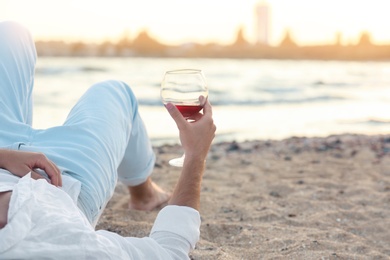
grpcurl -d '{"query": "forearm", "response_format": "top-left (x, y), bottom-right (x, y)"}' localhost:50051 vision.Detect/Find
top-left (168, 157), bottom-right (205, 210)
top-left (165, 98), bottom-right (215, 211)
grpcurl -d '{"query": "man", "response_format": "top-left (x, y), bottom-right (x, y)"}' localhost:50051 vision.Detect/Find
top-left (0, 21), bottom-right (216, 259)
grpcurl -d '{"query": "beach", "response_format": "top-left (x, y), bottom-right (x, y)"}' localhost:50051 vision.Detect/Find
top-left (96, 134), bottom-right (390, 259)
top-left (31, 56), bottom-right (390, 259)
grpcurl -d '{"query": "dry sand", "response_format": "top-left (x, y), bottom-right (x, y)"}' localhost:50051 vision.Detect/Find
top-left (96, 134), bottom-right (390, 259)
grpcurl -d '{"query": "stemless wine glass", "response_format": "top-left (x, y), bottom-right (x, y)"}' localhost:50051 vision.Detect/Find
top-left (161, 69), bottom-right (209, 167)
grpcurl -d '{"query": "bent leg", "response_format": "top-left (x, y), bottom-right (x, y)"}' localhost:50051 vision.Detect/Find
top-left (24, 80), bottom-right (155, 225)
top-left (0, 21), bottom-right (36, 147)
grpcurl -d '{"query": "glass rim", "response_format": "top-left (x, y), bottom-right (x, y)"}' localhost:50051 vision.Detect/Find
top-left (165, 69), bottom-right (203, 74)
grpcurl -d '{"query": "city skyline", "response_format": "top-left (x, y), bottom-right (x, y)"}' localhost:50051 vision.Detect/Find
top-left (1, 0), bottom-right (390, 46)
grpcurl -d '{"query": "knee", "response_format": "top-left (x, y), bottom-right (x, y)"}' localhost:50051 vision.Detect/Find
top-left (0, 21), bottom-right (32, 42)
top-left (93, 80), bottom-right (136, 97)
top-left (0, 21), bottom-right (36, 62)
top-left (90, 80), bottom-right (139, 108)
top-left (0, 21), bottom-right (26, 32)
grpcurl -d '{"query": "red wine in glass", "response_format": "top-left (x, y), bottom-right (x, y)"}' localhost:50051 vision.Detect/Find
top-left (176, 104), bottom-right (203, 118)
top-left (161, 69), bottom-right (209, 167)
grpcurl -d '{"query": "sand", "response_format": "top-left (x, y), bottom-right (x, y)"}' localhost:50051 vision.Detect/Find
top-left (96, 134), bottom-right (390, 259)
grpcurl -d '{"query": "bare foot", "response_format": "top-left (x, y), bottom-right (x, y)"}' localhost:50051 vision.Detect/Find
top-left (128, 178), bottom-right (171, 211)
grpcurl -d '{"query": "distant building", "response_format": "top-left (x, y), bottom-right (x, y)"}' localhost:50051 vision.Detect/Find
top-left (232, 27), bottom-right (249, 47)
top-left (255, 1), bottom-right (270, 45)
top-left (279, 30), bottom-right (297, 48)
top-left (357, 31), bottom-right (373, 47)
top-left (334, 32), bottom-right (342, 46)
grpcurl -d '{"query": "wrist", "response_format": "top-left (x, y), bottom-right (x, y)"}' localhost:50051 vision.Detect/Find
top-left (183, 154), bottom-right (206, 168)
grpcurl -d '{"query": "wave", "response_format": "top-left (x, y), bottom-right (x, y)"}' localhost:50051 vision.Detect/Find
top-left (137, 95), bottom-right (345, 107)
top-left (310, 80), bottom-right (355, 88)
top-left (357, 119), bottom-right (390, 125)
top-left (36, 66), bottom-right (107, 75)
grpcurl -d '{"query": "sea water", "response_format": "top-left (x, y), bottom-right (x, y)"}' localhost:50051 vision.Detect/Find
top-left (33, 57), bottom-right (390, 146)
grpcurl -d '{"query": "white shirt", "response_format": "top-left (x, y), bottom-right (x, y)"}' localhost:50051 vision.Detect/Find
top-left (0, 170), bottom-right (200, 259)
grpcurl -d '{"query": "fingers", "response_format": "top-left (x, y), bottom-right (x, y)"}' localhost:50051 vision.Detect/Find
top-left (44, 162), bottom-right (62, 187)
top-left (202, 98), bottom-right (213, 117)
top-left (165, 103), bottom-right (187, 129)
top-left (34, 154), bottom-right (62, 187)
top-left (187, 113), bottom-right (203, 122)
top-left (46, 161), bottom-right (62, 187)
top-left (199, 95), bottom-right (206, 106)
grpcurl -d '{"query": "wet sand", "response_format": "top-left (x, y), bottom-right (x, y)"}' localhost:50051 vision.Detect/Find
top-left (96, 134), bottom-right (390, 259)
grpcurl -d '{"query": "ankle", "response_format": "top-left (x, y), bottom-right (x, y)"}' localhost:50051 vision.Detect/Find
top-left (128, 178), bottom-right (154, 201)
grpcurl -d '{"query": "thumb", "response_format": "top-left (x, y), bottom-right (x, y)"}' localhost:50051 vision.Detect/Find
top-left (166, 103), bottom-right (187, 129)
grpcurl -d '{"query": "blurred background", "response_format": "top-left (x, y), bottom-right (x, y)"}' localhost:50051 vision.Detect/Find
top-left (1, 0), bottom-right (390, 145)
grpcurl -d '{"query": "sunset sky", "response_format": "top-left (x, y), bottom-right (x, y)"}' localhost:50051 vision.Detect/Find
top-left (1, 0), bottom-right (390, 46)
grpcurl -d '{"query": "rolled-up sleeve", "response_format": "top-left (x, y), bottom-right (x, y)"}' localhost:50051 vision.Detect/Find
top-left (97, 206), bottom-right (201, 259)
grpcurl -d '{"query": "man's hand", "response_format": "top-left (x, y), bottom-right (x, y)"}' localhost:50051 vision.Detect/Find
top-left (165, 97), bottom-right (216, 210)
top-left (166, 97), bottom-right (216, 163)
top-left (0, 149), bottom-right (62, 187)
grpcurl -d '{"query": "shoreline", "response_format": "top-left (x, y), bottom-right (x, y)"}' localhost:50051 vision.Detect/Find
top-left (97, 133), bottom-right (390, 259)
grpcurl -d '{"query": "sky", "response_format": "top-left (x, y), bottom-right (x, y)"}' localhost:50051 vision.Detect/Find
top-left (1, 0), bottom-right (390, 46)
